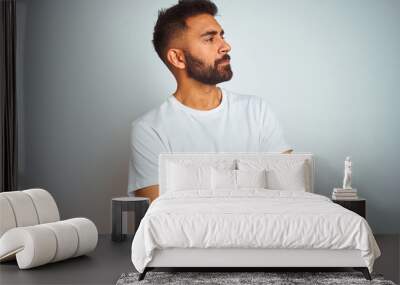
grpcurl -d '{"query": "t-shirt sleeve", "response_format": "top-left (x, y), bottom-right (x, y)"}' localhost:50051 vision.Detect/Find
top-left (259, 102), bottom-right (292, 153)
top-left (127, 121), bottom-right (166, 195)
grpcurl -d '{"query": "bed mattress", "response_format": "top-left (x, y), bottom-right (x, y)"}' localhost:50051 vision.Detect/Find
top-left (131, 189), bottom-right (380, 273)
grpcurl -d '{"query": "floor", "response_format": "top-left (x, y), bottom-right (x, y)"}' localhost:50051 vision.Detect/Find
top-left (0, 234), bottom-right (399, 285)
top-left (0, 235), bottom-right (134, 285)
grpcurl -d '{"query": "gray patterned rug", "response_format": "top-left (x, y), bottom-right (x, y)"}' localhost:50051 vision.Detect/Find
top-left (116, 271), bottom-right (396, 285)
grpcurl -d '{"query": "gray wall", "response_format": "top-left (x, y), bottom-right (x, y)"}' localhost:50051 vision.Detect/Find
top-left (17, 0), bottom-right (400, 234)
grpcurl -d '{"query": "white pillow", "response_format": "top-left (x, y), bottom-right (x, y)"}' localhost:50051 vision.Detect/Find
top-left (237, 159), bottom-right (308, 191)
top-left (166, 160), bottom-right (235, 191)
top-left (237, 169), bottom-right (267, 188)
top-left (211, 168), bottom-right (236, 190)
top-left (267, 165), bottom-right (306, 191)
top-left (167, 163), bottom-right (210, 191)
top-left (211, 168), bottom-right (268, 190)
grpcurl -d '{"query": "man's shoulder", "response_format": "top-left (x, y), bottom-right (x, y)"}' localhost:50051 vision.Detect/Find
top-left (225, 88), bottom-right (270, 110)
top-left (130, 97), bottom-right (173, 130)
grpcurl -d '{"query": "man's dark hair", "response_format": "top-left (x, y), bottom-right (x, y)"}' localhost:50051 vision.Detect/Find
top-left (152, 0), bottom-right (218, 66)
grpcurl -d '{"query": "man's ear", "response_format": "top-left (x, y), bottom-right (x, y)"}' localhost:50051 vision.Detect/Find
top-left (166, 48), bottom-right (186, 69)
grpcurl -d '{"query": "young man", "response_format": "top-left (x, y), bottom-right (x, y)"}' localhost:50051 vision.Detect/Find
top-left (128, 0), bottom-right (292, 202)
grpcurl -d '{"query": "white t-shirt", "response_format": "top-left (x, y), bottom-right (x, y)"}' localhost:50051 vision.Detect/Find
top-left (127, 88), bottom-right (291, 194)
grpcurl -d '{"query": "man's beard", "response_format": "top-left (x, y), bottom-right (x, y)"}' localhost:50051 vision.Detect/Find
top-left (184, 51), bottom-right (233, 85)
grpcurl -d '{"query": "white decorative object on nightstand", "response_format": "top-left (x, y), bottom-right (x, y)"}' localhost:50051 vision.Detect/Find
top-left (343, 156), bottom-right (352, 190)
top-left (332, 157), bottom-right (358, 200)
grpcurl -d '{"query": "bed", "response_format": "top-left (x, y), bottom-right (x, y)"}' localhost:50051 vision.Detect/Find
top-left (131, 152), bottom-right (381, 281)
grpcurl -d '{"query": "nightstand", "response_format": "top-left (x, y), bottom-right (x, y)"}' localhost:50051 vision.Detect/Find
top-left (111, 197), bottom-right (149, 242)
top-left (332, 198), bottom-right (366, 218)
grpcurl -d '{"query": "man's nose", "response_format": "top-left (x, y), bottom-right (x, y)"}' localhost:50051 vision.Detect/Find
top-left (220, 39), bottom-right (231, 54)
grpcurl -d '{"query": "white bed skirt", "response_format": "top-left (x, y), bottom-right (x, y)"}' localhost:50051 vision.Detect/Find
top-left (148, 248), bottom-right (366, 268)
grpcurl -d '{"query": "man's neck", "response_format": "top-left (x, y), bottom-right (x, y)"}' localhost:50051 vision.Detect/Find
top-left (173, 83), bottom-right (222, 111)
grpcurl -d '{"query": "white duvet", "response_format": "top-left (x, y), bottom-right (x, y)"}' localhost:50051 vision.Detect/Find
top-left (131, 190), bottom-right (380, 273)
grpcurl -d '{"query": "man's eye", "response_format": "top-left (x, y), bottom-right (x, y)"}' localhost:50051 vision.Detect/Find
top-left (206, 37), bottom-right (214, 42)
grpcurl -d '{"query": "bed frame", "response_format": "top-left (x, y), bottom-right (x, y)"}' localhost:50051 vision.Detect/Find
top-left (139, 152), bottom-right (371, 281)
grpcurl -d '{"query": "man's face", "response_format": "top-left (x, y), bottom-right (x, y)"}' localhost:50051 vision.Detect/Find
top-left (182, 14), bottom-right (233, 85)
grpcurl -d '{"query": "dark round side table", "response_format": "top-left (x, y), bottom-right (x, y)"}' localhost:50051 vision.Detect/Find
top-left (111, 197), bottom-right (149, 242)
